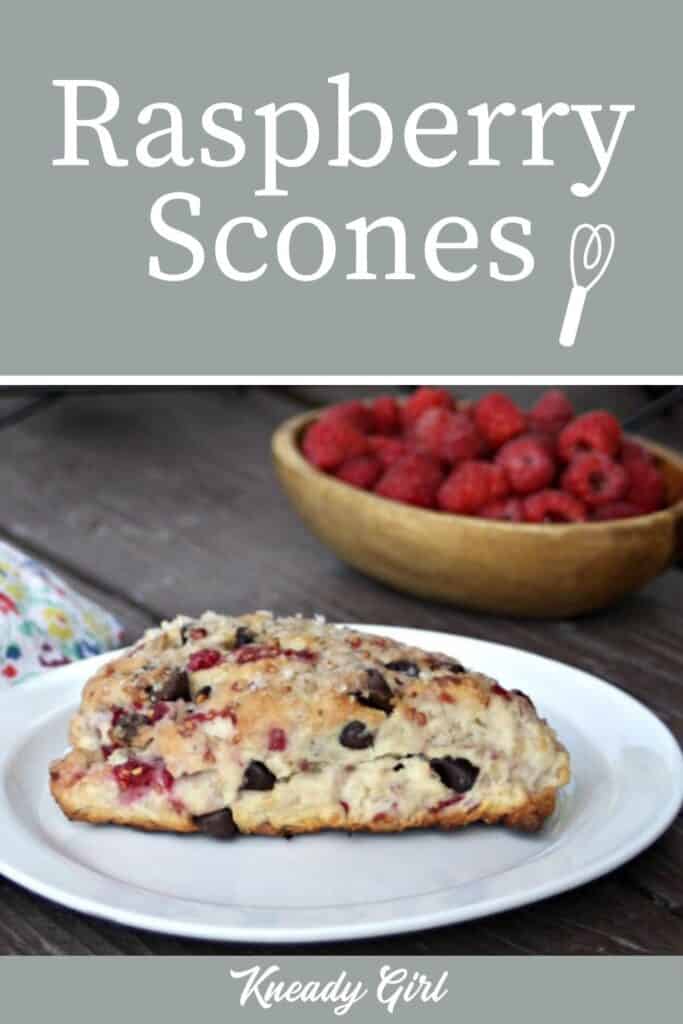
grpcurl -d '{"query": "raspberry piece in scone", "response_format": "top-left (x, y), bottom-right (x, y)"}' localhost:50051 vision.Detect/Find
top-left (188, 648), bottom-right (223, 671)
top-left (50, 612), bottom-right (570, 839)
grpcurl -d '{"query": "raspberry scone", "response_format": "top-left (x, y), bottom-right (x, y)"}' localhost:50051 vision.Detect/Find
top-left (50, 612), bottom-right (570, 838)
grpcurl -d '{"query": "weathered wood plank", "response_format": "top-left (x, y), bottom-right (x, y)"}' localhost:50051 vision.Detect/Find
top-left (621, 817), bottom-right (683, 915)
top-left (469, 874), bottom-right (683, 954)
top-left (2, 386), bottom-right (682, 619)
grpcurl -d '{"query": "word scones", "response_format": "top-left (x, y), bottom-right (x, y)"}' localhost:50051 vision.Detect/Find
top-left (52, 76), bottom-right (634, 285)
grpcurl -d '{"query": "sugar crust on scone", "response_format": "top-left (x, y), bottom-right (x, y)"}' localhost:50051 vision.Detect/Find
top-left (50, 612), bottom-right (570, 838)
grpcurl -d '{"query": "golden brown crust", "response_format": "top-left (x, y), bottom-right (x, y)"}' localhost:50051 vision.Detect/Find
top-left (51, 777), bottom-right (556, 836)
top-left (50, 794), bottom-right (197, 833)
top-left (49, 751), bottom-right (194, 832)
top-left (50, 611), bottom-right (570, 839)
top-left (243, 787), bottom-right (558, 836)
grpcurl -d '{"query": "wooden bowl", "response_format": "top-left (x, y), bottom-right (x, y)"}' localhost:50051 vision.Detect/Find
top-left (272, 410), bottom-right (683, 618)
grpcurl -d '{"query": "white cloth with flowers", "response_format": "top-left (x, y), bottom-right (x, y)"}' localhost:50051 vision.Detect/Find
top-left (0, 539), bottom-right (123, 685)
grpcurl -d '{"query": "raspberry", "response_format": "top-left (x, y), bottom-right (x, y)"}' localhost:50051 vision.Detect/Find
top-left (401, 387), bottom-right (454, 429)
top-left (621, 439), bottom-right (654, 467)
top-left (113, 759), bottom-right (155, 791)
top-left (528, 429), bottom-right (558, 459)
top-left (480, 497), bottom-right (524, 522)
top-left (524, 490), bottom-right (588, 523)
top-left (268, 727), bottom-right (287, 752)
top-left (557, 411), bottom-right (622, 462)
top-left (625, 457), bottom-right (666, 513)
top-left (495, 436), bottom-right (556, 495)
top-left (234, 643), bottom-right (281, 664)
top-left (111, 706), bottom-right (126, 728)
top-left (150, 701), bottom-right (170, 723)
top-left (367, 435), bottom-right (409, 467)
top-left (437, 461), bottom-right (505, 514)
top-left (375, 453), bottom-right (444, 508)
top-left (592, 501), bottom-right (643, 521)
top-left (488, 463), bottom-right (510, 500)
top-left (371, 395), bottom-right (401, 435)
top-left (302, 417), bottom-right (368, 471)
top-left (562, 452), bottom-right (628, 507)
top-left (188, 648), bottom-right (223, 671)
top-left (473, 392), bottom-right (526, 449)
top-left (411, 408), bottom-right (484, 464)
top-left (335, 455), bottom-right (382, 490)
top-left (529, 389), bottom-right (574, 434)
top-left (324, 400), bottom-right (375, 433)
top-left (113, 759), bottom-right (173, 794)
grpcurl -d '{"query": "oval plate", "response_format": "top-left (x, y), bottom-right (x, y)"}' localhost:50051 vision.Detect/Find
top-left (0, 626), bottom-right (681, 944)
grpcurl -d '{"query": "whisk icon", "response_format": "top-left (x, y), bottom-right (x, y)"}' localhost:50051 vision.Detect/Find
top-left (559, 223), bottom-right (615, 348)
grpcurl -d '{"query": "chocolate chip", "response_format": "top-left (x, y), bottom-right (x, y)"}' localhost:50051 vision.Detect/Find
top-left (385, 659), bottom-right (420, 677)
top-left (193, 807), bottom-right (239, 839)
top-left (157, 668), bottom-right (191, 702)
top-left (195, 685), bottom-right (212, 704)
top-left (339, 720), bottom-right (375, 749)
top-left (242, 760), bottom-right (276, 791)
top-left (393, 763), bottom-right (405, 772)
top-left (234, 626), bottom-right (256, 648)
top-left (113, 712), bottom-right (147, 742)
top-left (429, 658), bottom-right (465, 674)
top-left (430, 756), bottom-right (479, 792)
top-left (355, 669), bottom-right (393, 713)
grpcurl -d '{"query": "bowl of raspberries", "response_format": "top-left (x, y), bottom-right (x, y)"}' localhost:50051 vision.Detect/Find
top-left (272, 388), bottom-right (683, 617)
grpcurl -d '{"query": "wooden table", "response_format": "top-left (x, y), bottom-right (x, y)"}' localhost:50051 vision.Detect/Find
top-left (0, 386), bottom-right (681, 955)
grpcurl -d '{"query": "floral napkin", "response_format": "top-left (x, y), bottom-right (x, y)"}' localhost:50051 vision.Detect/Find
top-left (0, 539), bottom-right (123, 685)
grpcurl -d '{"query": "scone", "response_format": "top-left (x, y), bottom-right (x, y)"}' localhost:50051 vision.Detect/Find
top-left (50, 611), bottom-right (570, 838)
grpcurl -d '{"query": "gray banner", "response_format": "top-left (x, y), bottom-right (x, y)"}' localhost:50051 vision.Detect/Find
top-left (3, 1), bottom-right (680, 373)
top-left (1, 957), bottom-right (681, 1021)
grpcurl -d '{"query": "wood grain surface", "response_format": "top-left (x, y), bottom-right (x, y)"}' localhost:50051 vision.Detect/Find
top-left (0, 385), bottom-right (681, 955)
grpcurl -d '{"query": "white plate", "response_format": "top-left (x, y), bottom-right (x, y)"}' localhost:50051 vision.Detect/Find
top-left (1, 626), bottom-right (681, 944)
